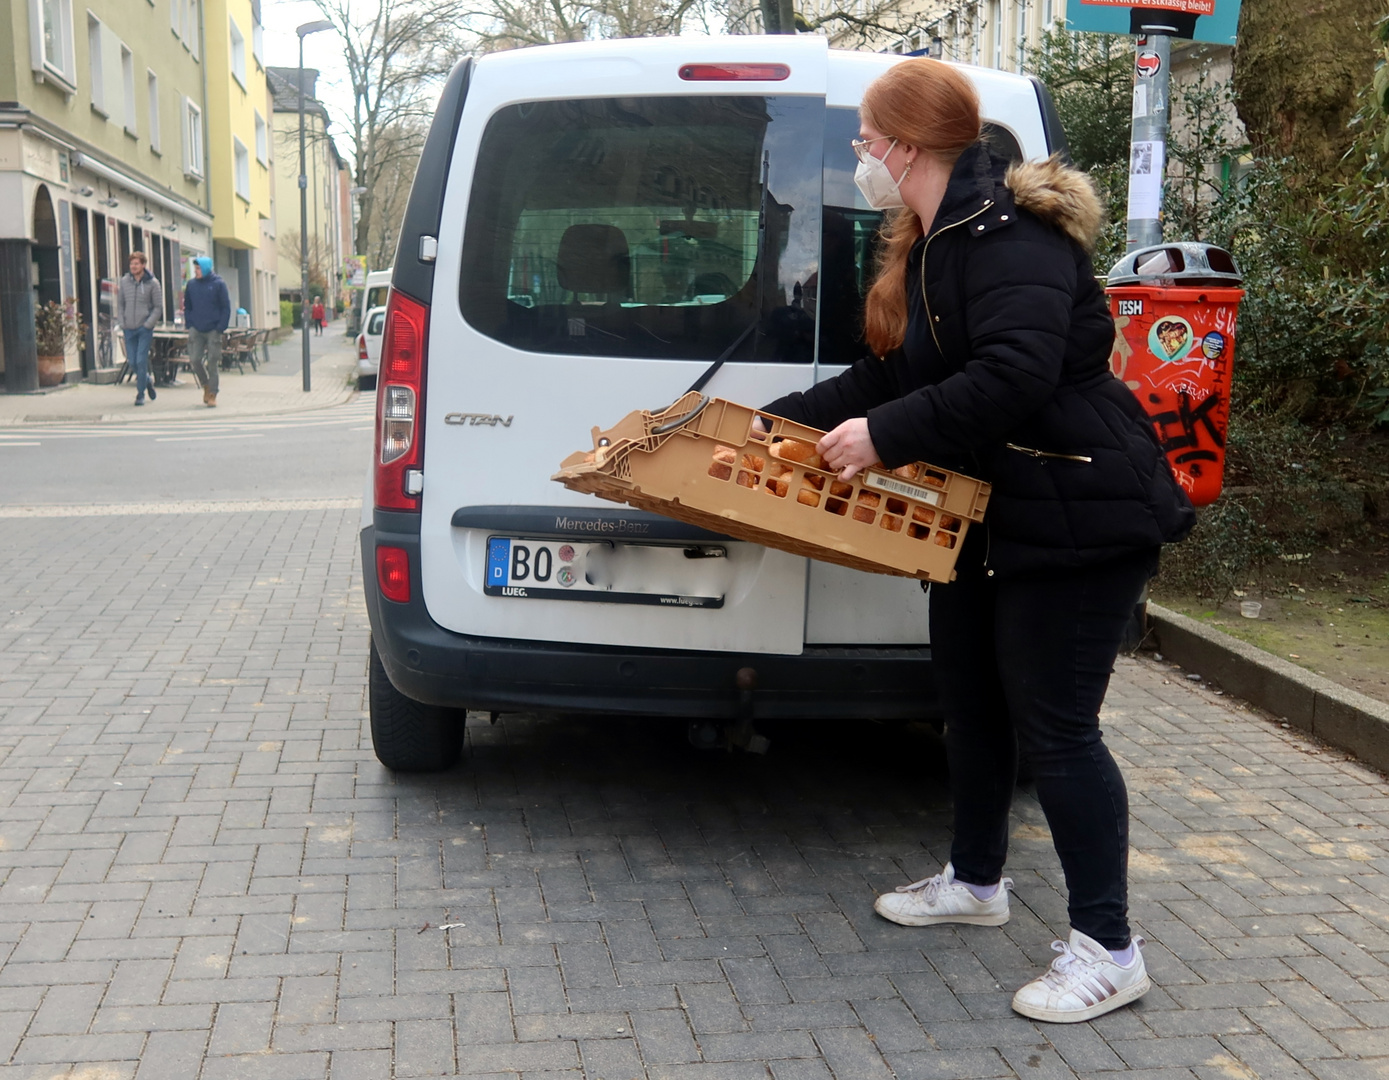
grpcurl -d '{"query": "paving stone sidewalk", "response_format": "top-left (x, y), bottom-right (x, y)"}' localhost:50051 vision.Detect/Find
top-left (1, 506), bottom-right (1388, 1078)
top-left (0, 327), bottom-right (359, 426)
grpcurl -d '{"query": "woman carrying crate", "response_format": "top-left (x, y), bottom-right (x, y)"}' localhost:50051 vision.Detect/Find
top-left (761, 59), bottom-right (1193, 1023)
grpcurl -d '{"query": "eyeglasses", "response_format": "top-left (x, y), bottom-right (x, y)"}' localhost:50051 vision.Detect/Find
top-left (851, 135), bottom-right (897, 163)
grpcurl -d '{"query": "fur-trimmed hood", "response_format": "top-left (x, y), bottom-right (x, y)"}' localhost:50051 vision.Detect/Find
top-left (1005, 154), bottom-right (1106, 251)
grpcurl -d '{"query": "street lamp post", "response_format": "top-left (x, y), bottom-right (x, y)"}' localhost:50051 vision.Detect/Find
top-left (297, 19), bottom-right (334, 392)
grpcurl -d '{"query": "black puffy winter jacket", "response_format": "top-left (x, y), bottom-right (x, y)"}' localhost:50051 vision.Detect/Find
top-left (764, 142), bottom-right (1195, 577)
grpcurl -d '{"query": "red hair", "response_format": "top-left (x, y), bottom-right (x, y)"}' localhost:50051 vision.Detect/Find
top-left (860, 60), bottom-right (981, 358)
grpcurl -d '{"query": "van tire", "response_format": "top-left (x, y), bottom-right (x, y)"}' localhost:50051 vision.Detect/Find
top-left (368, 638), bottom-right (465, 771)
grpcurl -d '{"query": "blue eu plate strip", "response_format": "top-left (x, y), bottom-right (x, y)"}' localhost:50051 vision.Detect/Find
top-left (486, 537), bottom-right (510, 587)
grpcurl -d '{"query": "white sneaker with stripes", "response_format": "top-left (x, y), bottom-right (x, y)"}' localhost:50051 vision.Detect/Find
top-left (1011, 929), bottom-right (1151, 1023)
top-left (872, 863), bottom-right (1013, 927)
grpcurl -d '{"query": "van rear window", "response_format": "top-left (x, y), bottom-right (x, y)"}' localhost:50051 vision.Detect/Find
top-left (459, 95), bottom-right (823, 363)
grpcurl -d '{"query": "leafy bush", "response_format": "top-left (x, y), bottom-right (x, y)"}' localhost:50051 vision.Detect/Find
top-left (34, 299), bottom-right (86, 355)
top-left (1158, 415), bottom-right (1367, 597)
top-left (280, 300), bottom-right (293, 327)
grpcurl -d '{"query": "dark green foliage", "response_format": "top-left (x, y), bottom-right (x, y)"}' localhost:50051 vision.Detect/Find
top-left (1158, 415), bottom-right (1366, 597)
top-left (1029, 28), bottom-right (1132, 270)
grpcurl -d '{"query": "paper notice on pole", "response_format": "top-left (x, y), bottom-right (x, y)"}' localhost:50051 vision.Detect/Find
top-left (1132, 84), bottom-right (1148, 119)
top-left (1127, 140), bottom-right (1165, 220)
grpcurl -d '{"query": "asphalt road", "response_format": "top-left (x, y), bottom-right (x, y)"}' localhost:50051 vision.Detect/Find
top-left (0, 395), bottom-right (374, 506)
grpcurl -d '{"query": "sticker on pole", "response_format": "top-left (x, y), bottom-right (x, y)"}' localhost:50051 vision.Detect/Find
top-left (1136, 51), bottom-right (1162, 77)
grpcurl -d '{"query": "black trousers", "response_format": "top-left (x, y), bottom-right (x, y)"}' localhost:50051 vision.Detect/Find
top-left (929, 531), bottom-right (1158, 950)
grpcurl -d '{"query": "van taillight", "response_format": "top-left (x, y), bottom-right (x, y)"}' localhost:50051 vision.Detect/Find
top-left (679, 63), bottom-right (790, 81)
top-left (357, 334), bottom-right (368, 361)
top-left (374, 290), bottom-right (429, 512)
top-left (376, 545), bottom-right (411, 603)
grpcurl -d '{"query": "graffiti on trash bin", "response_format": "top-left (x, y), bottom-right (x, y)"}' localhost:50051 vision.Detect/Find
top-left (1108, 302), bottom-right (1238, 505)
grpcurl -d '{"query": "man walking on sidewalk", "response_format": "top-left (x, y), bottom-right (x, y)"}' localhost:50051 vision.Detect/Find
top-left (118, 252), bottom-right (162, 407)
top-left (185, 256), bottom-right (230, 407)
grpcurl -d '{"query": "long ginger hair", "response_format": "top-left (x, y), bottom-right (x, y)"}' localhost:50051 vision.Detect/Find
top-left (860, 60), bottom-right (981, 358)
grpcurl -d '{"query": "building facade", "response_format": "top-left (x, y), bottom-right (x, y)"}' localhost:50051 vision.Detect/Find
top-left (267, 66), bottom-right (346, 312)
top-left (2, 0), bottom-right (215, 389)
top-left (201, 0), bottom-right (273, 324)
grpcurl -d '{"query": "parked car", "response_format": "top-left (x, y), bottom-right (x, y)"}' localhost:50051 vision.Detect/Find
top-left (364, 269), bottom-right (391, 316)
top-left (356, 305), bottom-right (386, 390)
top-left (360, 36), bottom-right (1068, 770)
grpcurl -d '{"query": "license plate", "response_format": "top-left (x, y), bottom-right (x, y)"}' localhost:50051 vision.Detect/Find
top-left (485, 537), bottom-right (725, 608)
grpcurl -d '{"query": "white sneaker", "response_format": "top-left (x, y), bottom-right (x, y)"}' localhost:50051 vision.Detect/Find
top-left (873, 863), bottom-right (1013, 927)
top-left (1011, 929), bottom-right (1151, 1023)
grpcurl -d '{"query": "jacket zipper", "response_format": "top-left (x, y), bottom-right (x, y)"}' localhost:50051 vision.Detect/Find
top-left (920, 199), bottom-right (993, 356)
top-left (1005, 442), bottom-right (1094, 464)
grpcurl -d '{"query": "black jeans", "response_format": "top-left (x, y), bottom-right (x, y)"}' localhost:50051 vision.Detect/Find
top-left (929, 532), bottom-right (1158, 950)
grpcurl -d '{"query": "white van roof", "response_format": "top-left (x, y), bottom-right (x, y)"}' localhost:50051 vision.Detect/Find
top-left (466, 36), bottom-right (1049, 161)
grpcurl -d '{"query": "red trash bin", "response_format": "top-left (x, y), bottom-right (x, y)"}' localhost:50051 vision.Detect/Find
top-left (1105, 243), bottom-right (1243, 507)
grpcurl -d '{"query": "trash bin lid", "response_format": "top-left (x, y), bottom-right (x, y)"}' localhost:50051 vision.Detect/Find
top-left (1106, 242), bottom-right (1242, 287)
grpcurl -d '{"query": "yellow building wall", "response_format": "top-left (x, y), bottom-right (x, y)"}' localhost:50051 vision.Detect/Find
top-left (203, 0), bottom-right (270, 248)
top-left (272, 110), bottom-right (339, 291)
top-left (5, 0), bottom-right (209, 212)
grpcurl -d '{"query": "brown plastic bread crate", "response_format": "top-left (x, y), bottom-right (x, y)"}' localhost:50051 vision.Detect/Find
top-left (552, 392), bottom-right (991, 582)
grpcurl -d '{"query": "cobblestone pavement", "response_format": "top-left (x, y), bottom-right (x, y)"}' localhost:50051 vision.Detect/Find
top-left (2, 506), bottom-right (1389, 1079)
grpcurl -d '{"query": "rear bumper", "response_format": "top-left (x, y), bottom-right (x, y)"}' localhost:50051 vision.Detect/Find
top-left (363, 515), bottom-right (939, 720)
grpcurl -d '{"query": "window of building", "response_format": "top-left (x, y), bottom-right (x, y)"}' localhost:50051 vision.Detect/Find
top-left (30, 0), bottom-right (77, 90)
top-left (254, 111), bottom-right (268, 165)
top-left (230, 18), bottom-right (246, 88)
top-left (121, 45), bottom-right (137, 134)
top-left (188, 0), bottom-right (199, 59)
top-left (234, 137), bottom-right (250, 200)
top-left (88, 15), bottom-right (105, 114)
top-left (990, 0), bottom-right (1003, 68)
top-left (148, 71), bottom-right (161, 152)
top-left (183, 97), bottom-right (203, 178)
top-left (251, 0), bottom-right (263, 66)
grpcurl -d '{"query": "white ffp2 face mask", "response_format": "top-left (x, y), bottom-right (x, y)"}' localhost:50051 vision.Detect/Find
top-left (854, 140), bottom-right (911, 210)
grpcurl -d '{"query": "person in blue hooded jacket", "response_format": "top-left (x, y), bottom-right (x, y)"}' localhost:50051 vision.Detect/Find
top-left (184, 256), bottom-right (230, 407)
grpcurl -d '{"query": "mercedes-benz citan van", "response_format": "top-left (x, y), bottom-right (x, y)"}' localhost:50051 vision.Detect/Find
top-left (361, 36), bottom-right (1068, 770)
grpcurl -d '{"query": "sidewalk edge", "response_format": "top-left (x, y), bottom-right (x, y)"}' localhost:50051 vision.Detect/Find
top-left (1146, 601), bottom-right (1389, 774)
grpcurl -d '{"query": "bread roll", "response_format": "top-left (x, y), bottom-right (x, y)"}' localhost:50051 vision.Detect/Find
top-left (830, 481), bottom-right (853, 499)
top-left (912, 505), bottom-right (936, 525)
top-left (766, 478), bottom-right (789, 498)
top-left (857, 490), bottom-right (881, 508)
top-left (736, 470), bottom-right (757, 488)
top-left (797, 489), bottom-right (821, 507)
top-left (771, 439), bottom-right (824, 470)
top-left (852, 506), bottom-right (875, 523)
top-left (708, 462), bottom-right (733, 481)
top-left (713, 445), bottom-right (737, 465)
top-left (742, 453), bottom-right (766, 473)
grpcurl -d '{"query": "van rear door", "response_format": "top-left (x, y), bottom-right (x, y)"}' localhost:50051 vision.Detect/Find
top-left (422, 40), bottom-right (830, 655)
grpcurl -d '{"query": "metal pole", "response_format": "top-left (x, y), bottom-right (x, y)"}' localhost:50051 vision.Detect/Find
top-left (1125, 30), bottom-right (1171, 252)
top-left (298, 35), bottom-right (311, 392)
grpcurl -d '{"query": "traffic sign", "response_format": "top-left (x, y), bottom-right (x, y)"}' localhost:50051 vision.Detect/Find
top-left (1065, 0), bottom-right (1240, 45)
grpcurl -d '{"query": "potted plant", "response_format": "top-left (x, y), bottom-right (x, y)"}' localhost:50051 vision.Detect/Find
top-left (34, 299), bottom-right (85, 388)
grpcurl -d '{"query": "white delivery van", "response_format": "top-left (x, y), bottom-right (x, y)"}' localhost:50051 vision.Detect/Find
top-left (361, 36), bottom-right (1069, 770)
top-left (364, 269), bottom-right (392, 315)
